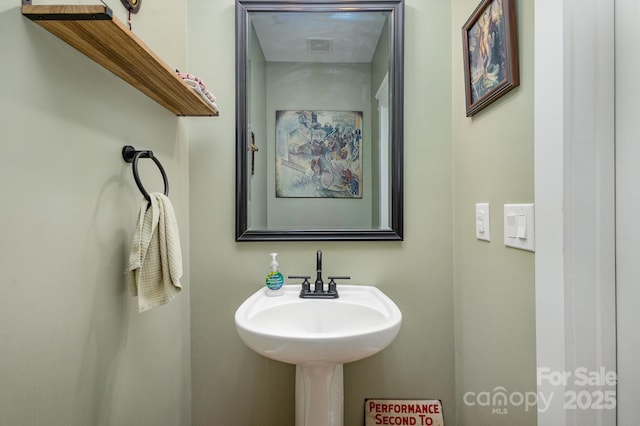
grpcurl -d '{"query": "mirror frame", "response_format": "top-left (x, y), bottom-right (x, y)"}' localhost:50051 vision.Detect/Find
top-left (235, 0), bottom-right (404, 241)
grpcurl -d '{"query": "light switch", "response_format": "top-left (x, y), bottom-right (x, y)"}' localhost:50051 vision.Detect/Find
top-left (504, 204), bottom-right (535, 251)
top-left (475, 203), bottom-right (490, 241)
top-left (517, 214), bottom-right (527, 239)
top-left (506, 213), bottom-right (517, 238)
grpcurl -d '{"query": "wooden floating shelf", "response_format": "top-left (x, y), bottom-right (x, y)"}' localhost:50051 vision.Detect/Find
top-left (22, 4), bottom-right (219, 117)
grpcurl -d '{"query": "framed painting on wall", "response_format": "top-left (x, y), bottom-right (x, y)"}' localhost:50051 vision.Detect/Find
top-left (462, 0), bottom-right (520, 116)
top-left (275, 110), bottom-right (363, 198)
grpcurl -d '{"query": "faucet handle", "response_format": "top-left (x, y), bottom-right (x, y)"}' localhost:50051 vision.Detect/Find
top-left (327, 276), bottom-right (350, 293)
top-left (289, 275), bottom-right (311, 292)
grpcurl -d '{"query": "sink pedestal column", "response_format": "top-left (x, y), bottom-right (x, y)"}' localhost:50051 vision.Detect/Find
top-left (295, 364), bottom-right (343, 426)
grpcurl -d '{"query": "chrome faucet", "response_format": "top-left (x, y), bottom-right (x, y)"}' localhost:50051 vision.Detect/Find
top-left (289, 250), bottom-right (350, 299)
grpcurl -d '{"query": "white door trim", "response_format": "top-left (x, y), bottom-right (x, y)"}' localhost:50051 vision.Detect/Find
top-left (534, 0), bottom-right (616, 425)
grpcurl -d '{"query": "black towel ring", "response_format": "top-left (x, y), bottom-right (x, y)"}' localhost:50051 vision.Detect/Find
top-left (121, 145), bottom-right (169, 202)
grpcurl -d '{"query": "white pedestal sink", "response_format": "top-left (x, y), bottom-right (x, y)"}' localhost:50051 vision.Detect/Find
top-left (235, 285), bottom-right (402, 426)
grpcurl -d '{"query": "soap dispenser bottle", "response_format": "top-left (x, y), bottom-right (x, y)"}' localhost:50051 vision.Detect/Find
top-left (265, 252), bottom-right (285, 296)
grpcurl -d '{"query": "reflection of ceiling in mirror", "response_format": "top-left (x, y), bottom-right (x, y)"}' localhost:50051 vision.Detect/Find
top-left (250, 12), bottom-right (387, 63)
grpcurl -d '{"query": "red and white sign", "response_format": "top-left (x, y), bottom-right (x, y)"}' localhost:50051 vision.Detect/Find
top-left (365, 399), bottom-right (444, 426)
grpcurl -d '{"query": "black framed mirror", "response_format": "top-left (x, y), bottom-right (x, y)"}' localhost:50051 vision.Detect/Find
top-left (236, 0), bottom-right (404, 241)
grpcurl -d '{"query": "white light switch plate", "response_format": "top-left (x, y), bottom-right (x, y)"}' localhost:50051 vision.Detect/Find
top-left (475, 203), bottom-right (490, 241)
top-left (504, 203), bottom-right (535, 251)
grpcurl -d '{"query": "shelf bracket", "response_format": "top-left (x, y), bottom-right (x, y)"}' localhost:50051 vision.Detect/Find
top-left (21, 0), bottom-right (112, 20)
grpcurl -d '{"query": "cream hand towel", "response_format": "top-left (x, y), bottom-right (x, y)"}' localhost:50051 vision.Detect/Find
top-left (128, 193), bottom-right (183, 312)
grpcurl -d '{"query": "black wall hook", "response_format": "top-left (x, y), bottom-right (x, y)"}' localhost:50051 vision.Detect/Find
top-left (122, 145), bottom-right (169, 202)
top-left (120, 0), bottom-right (141, 14)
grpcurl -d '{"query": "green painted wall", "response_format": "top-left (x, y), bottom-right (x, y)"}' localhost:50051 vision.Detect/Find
top-left (452, 0), bottom-right (536, 424)
top-left (265, 62), bottom-right (373, 229)
top-left (0, 0), bottom-right (192, 425)
top-left (188, 0), bottom-right (454, 424)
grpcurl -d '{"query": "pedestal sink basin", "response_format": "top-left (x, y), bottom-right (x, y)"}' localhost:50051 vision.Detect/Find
top-left (235, 284), bottom-right (402, 426)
